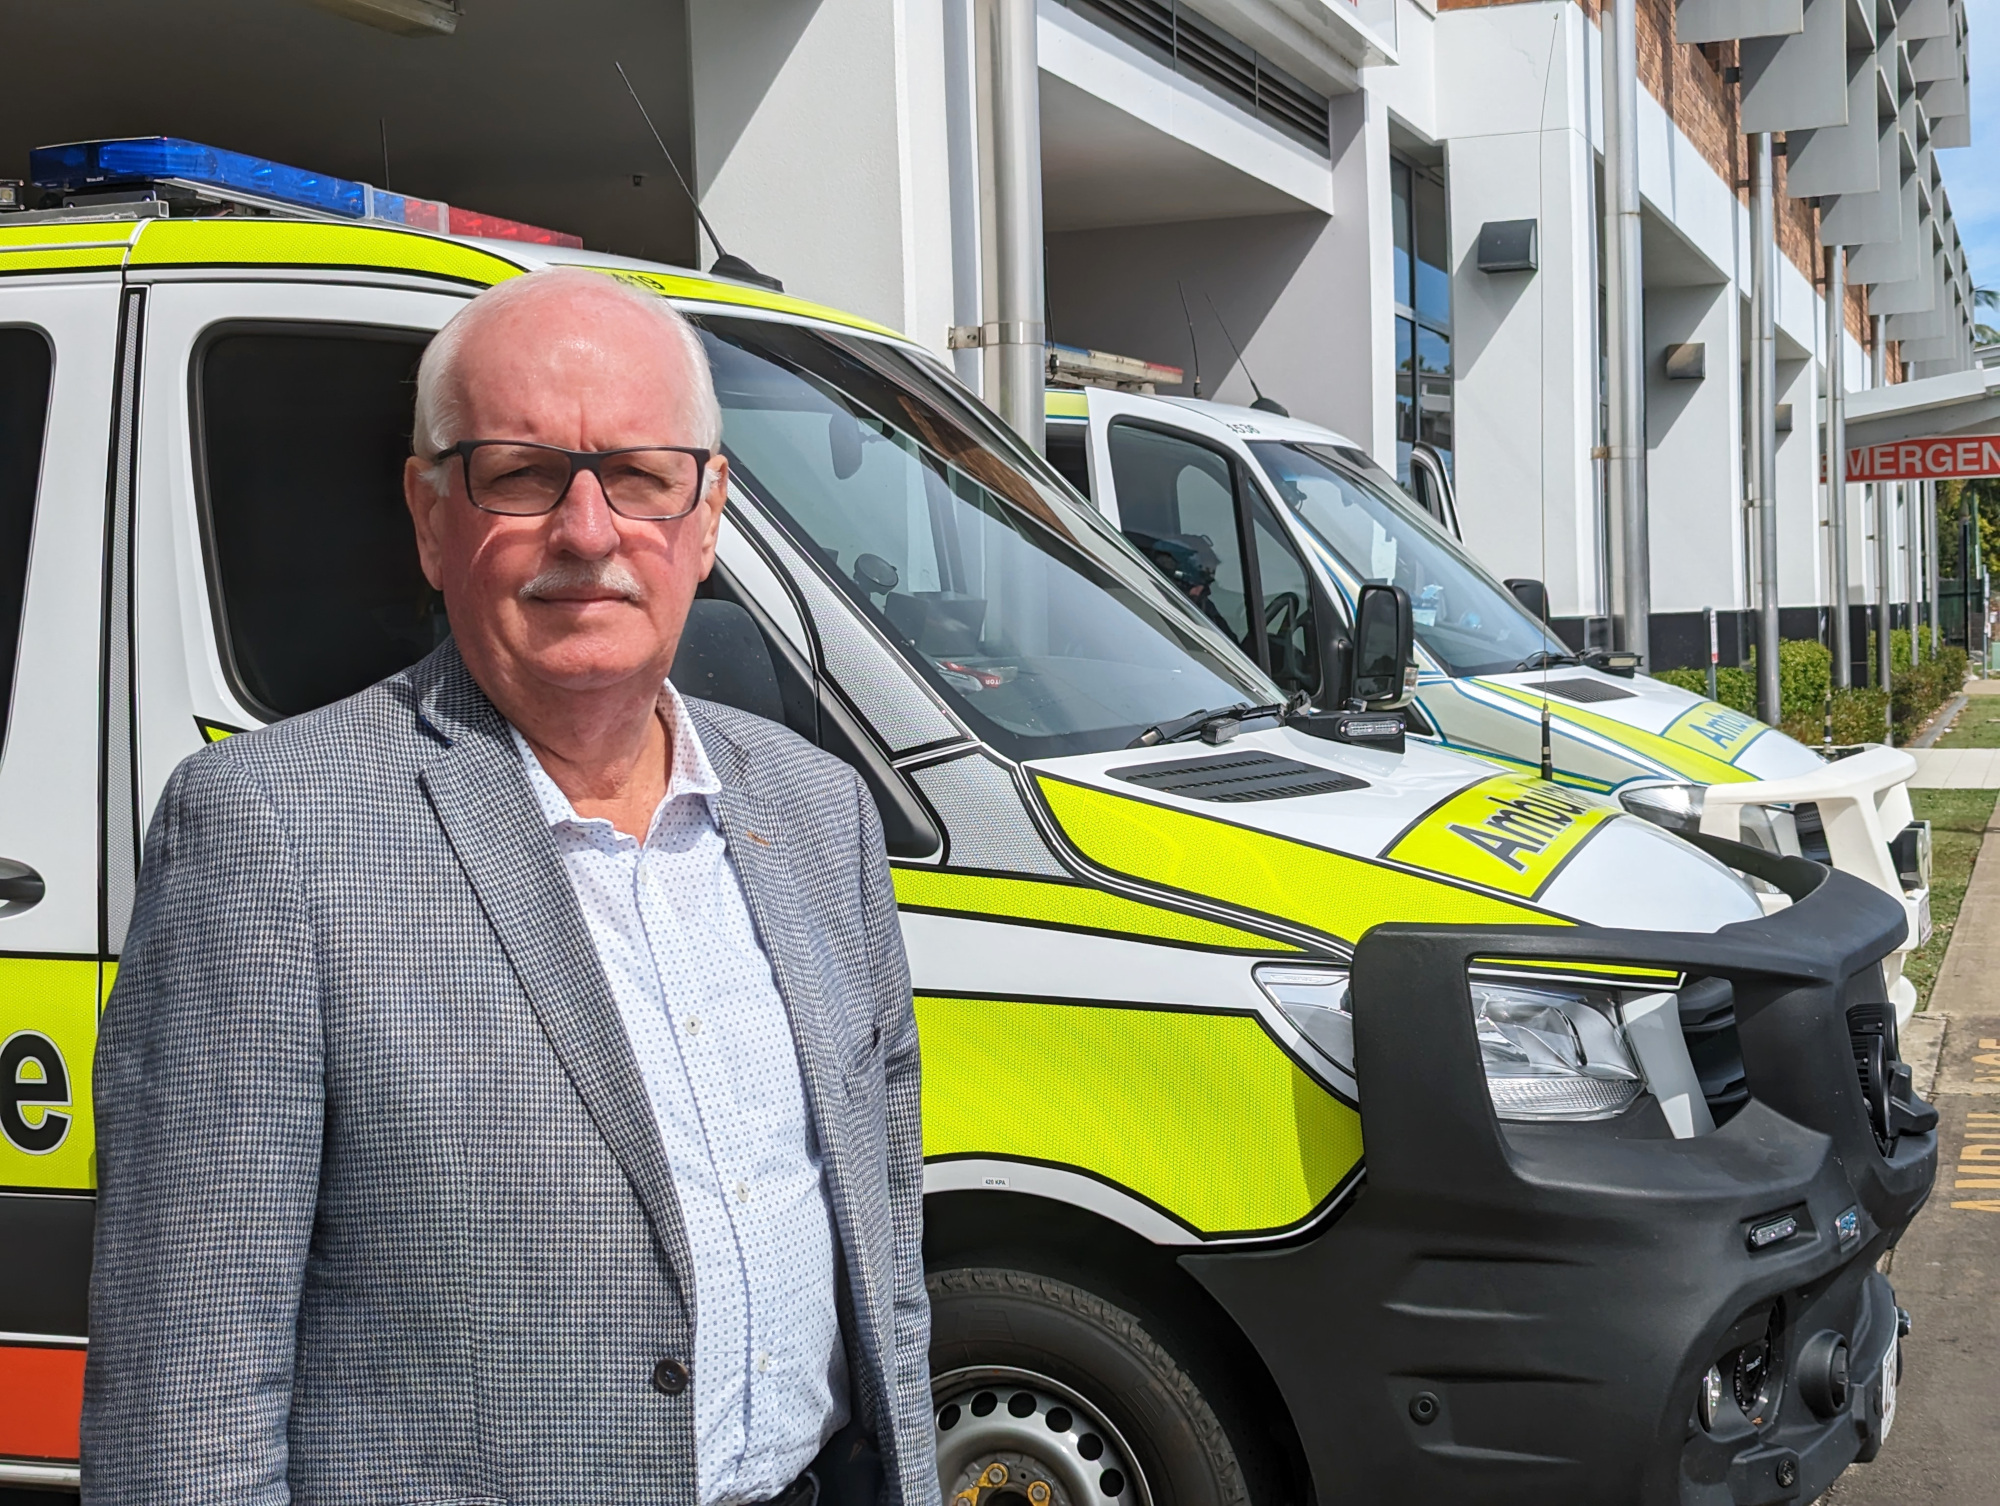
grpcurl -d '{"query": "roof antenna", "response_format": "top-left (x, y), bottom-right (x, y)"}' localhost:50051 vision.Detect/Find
top-left (1177, 281), bottom-right (1203, 398)
top-left (1204, 292), bottom-right (1288, 416)
top-left (616, 61), bottom-right (783, 292)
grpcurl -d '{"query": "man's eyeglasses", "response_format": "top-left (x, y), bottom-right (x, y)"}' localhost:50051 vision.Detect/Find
top-left (433, 440), bottom-right (715, 521)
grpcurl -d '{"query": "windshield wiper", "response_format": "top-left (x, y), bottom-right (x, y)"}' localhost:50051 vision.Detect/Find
top-left (1129, 702), bottom-right (1289, 748)
top-left (1514, 650), bottom-right (1580, 672)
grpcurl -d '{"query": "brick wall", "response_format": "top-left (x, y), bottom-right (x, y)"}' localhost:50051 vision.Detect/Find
top-left (1439, 0), bottom-right (1885, 371)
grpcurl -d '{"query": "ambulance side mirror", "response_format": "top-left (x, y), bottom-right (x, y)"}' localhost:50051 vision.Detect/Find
top-left (1351, 583), bottom-right (1416, 709)
top-left (1504, 577), bottom-right (1550, 623)
top-left (1298, 581), bottom-right (1414, 753)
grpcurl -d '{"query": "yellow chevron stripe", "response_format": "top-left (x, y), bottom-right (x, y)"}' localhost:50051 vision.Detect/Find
top-left (1034, 774), bottom-right (1565, 947)
top-left (893, 866), bottom-right (1299, 952)
top-left (918, 993), bottom-right (1361, 1235)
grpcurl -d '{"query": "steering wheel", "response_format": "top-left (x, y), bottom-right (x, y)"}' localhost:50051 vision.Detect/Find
top-left (1263, 592), bottom-right (1311, 690)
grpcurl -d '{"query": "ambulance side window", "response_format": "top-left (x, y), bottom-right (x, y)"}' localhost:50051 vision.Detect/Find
top-left (1249, 495), bottom-right (1318, 699)
top-left (0, 328), bottom-right (53, 753)
top-left (1105, 423), bottom-right (1253, 657)
top-left (1044, 423), bottom-right (1092, 499)
top-left (197, 325), bottom-right (444, 719)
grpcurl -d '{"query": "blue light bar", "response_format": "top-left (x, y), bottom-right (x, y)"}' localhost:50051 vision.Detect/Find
top-left (32, 137), bottom-right (367, 218)
top-left (28, 136), bottom-right (585, 247)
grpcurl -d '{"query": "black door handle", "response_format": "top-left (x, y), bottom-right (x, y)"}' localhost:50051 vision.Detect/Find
top-left (0, 858), bottom-right (45, 915)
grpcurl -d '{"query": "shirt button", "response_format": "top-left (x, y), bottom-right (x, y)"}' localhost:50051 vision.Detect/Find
top-left (686, 1016), bottom-right (702, 1035)
top-left (651, 1357), bottom-right (691, 1396)
top-left (757, 1352), bottom-right (771, 1373)
top-left (734, 1181), bottom-right (749, 1202)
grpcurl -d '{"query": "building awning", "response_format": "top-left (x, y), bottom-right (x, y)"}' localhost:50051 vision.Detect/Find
top-left (1841, 364), bottom-right (2000, 449)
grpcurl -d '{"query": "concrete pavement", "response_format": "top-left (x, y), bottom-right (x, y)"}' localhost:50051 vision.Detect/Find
top-left (1824, 799), bottom-right (2000, 1503)
top-left (1907, 747), bottom-right (2000, 787)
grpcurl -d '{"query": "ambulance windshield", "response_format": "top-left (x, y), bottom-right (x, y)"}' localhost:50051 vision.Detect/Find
top-left (701, 318), bottom-right (1275, 760)
top-left (1248, 442), bottom-right (1570, 678)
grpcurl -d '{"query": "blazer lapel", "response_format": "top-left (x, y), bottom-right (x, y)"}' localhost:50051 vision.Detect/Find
top-left (411, 646), bottom-right (694, 1298)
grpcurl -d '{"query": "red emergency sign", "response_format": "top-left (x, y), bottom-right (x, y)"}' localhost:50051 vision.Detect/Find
top-left (1823, 435), bottom-right (2000, 482)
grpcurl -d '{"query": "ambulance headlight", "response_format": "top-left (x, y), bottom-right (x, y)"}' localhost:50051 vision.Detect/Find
top-left (1255, 965), bottom-right (1353, 1074)
top-left (1258, 968), bottom-right (1645, 1120)
top-left (1621, 783), bottom-right (1797, 857)
top-left (1471, 982), bottom-right (1643, 1121)
top-left (1619, 782), bottom-right (1705, 839)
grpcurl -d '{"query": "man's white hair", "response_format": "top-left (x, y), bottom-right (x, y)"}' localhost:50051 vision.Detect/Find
top-left (412, 267), bottom-right (723, 493)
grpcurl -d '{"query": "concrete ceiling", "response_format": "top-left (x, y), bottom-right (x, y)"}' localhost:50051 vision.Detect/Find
top-left (1039, 71), bottom-right (1313, 234)
top-left (0, 0), bottom-right (697, 264)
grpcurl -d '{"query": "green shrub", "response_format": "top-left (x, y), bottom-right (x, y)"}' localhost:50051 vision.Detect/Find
top-left (1779, 688), bottom-right (1888, 747)
top-left (1654, 632), bottom-right (1965, 745)
top-left (1775, 639), bottom-right (1831, 718)
top-left (1654, 666), bottom-right (1757, 713)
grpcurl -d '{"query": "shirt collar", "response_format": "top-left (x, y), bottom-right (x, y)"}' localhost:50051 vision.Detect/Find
top-left (510, 679), bottom-right (721, 833)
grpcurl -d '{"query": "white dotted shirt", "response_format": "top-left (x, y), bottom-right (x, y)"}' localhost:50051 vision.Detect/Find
top-left (513, 685), bottom-right (848, 1506)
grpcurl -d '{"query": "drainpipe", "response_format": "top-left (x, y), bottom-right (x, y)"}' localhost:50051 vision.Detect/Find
top-left (990, 0), bottom-right (1045, 453)
top-left (1749, 134), bottom-right (1781, 727)
top-left (1826, 246), bottom-right (1851, 687)
top-left (1873, 314), bottom-right (1893, 716)
top-left (1910, 480), bottom-right (1924, 663)
top-left (1603, 0), bottom-right (1649, 665)
top-left (1920, 476), bottom-right (1936, 652)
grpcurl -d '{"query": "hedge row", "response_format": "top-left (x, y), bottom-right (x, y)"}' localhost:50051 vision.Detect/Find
top-left (1652, 632), bottom-right (1967, 745)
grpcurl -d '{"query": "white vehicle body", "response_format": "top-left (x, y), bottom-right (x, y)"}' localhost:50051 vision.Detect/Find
top-left (1045, 387), bottom-right (1931, 1025)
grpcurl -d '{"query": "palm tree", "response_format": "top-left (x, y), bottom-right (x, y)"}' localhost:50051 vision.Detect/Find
top-left (1976, 286), bottom-right (2000, 346)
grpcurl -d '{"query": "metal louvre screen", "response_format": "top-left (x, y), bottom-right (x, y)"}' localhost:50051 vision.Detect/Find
top-left (1060, 0), bottom-right (1331, 153)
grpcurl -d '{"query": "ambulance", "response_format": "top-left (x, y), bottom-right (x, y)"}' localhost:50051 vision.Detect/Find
top-left (0, 139), bottom-right (1936, 1505)
top-left (1043, 388), bottom-right (1933, 1026)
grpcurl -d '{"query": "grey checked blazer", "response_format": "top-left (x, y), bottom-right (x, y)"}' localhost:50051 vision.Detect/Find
top-left (83, 642), bottom-right (936, 1506)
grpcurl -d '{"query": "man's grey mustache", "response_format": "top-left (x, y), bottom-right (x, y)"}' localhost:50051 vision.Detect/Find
top-left (518, 559), bottom-right (645, 602)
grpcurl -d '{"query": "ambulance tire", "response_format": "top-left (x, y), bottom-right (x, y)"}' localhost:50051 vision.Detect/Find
top-left (927, 1266), bottom-right (1250, 1506)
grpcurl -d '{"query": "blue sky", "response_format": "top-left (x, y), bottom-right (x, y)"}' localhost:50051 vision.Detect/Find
top-left (1939, 0), bottom-right (1997, 296)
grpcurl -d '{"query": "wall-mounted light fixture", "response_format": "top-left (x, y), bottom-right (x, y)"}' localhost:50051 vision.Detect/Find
top-left (1663, 342), bottom-right (1707, 380)
top-left (309, 0), bottom-right (459, 37)
top-left (1476, 219), bottom-right (1538, 273)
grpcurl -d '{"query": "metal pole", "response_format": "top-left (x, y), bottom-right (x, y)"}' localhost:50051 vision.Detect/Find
top-left (1750, 134), bottom-right (1781, 726)
top-left (990, 0), bottom-right (1045, 453)
top-left (1706, 605), bottom-right (1719, 701)
top-left (1826, 246), bottom-right (1851, 686)
top-left (1603, 0), bottom-right (1650, 666)
top-left (1908, 480), bottom-right (1923, 662)
top-left (1873, 314), bottom-right (1892, 712)
top-left (1920, 476), bottom-right (1936, 652)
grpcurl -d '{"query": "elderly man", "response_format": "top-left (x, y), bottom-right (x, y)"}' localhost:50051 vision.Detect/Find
top-left (82, 269), bottom-right (934, 1506)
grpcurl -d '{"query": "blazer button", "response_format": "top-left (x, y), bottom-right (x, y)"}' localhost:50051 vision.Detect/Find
top-left (651, 1357), bottom-right (691, 1397)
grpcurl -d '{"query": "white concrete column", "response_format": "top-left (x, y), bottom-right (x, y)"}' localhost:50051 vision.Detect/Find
top-left (1644, 282), bottom-right (1741, 621)
top-left (690, 0), bottom-right (958, 353)
top-left (1439, 1), bottom-right (1600, 617)
top-left (1775, 354), bottom-right (1824, 610)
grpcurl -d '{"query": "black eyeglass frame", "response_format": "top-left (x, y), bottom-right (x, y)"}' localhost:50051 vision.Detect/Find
top-left (433, 439), bottom-right (717, 520)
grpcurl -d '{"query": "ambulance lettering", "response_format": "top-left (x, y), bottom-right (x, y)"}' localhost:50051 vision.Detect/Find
top-left (1387, 774), bottom-right (1620, 901)
top-left (1447, 785), bottom-right (1595, 873)
top-left (1663, 700), bottom-right (1765, 765)
top-left (1, 1030), bottom-right (72, 1155)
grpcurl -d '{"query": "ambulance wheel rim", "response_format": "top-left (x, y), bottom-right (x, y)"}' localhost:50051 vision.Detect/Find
top-left (933, 1365), bottom-right (1151, 1506)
